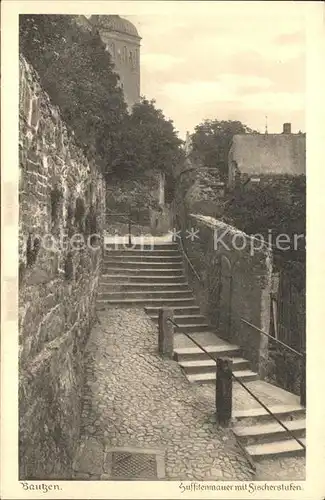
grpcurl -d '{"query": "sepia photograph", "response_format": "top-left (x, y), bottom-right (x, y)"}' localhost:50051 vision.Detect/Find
top-left (2, 1), bottom-right (324, 497)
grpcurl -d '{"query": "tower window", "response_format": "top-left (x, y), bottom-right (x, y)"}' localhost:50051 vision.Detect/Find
top-left (123, 46), bottom-right (127, 63)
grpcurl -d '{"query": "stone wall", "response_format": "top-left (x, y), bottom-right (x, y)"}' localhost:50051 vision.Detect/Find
top-left (19, 55), bottom-right (105, 479)
top-left (172, 186), bottom-right (272, 375)
top-left (174, 161), bottom-right (225, 219)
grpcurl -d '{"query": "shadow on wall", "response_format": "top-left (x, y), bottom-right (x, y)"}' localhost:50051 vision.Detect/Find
top-left (19, 55), bottom-right (105, 480)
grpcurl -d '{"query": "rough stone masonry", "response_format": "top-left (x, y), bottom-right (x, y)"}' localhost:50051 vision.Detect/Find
top-left (18, 55), bottom-right (106, 479)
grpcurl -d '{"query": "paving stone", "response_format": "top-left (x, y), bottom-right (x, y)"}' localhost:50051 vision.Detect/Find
top-left (100, 474), bottom-right (111, 480)
top-left (73, 308), bottom-right (258, 481)
top-left (73, 472), bottom-right (91, 480)
top-left (73, 437), bottom-right (104, 475)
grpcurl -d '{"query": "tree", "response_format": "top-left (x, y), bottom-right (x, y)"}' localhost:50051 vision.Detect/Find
top-left (223, 175), bottom-right (306, 266)
top-left (19, 15), bottom-right (127, 171)
top-left (20, 17), bottom-right (185, 186)
top-left (111, 97), bottom-right (185, 178)
top-left (190, 119), bottom-right (258, 180)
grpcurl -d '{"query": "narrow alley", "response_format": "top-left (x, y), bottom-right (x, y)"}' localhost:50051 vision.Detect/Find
top-left (72, 306), bottom-right (305, 481)
top-left (72, 308), bottom-right (255, 481)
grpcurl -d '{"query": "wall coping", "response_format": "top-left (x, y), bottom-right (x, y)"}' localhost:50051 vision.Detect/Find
top-left (189, 213), bottom-right (273, 257)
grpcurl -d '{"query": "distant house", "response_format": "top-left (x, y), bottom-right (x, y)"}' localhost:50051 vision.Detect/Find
top-left (228, 123), bottom-right (306, 189)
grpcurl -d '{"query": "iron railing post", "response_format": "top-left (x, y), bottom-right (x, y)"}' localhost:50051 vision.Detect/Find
top-left (300, 353), bottom-right (306, 407)
top-left (216, 357), bottom-right (233, 426)
top-left (166, 317), bottom-right (306, 451)
top-left (128, 206), bottom-right (132, 247)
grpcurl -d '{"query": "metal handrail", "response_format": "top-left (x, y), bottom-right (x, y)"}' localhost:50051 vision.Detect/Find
top-left (241, 318), bottom-right (304, 358)
top-left (168, 317), bottom-right (216, 362)
top-left (173, 217), bottom-right (202, 283)
top-left (230, 370), bottom-right (305, 450)
top-left (178, 237), bottom-right (202, 283)
top-left (105, 208), bottom-right (135, 246)
top-left (167, 317), bottom-right (306, 451)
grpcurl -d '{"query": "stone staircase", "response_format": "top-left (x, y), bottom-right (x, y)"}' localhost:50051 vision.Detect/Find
top-left (97, 243), bottom-right (258, 384)
top-left (232, 405), bottom-right (306, 460)
top-left (97, 242), bottom-right (306, 461)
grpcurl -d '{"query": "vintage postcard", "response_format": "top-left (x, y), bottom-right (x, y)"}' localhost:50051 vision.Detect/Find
top-left (1, 0), bottom-right (324, 499)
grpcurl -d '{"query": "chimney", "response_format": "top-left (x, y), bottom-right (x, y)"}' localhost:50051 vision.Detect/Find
top-left (283, 123), bottom-right (291, 134)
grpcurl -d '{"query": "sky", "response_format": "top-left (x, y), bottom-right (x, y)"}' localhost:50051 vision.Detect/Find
top-left (123, 2), bottom-right (306, 139)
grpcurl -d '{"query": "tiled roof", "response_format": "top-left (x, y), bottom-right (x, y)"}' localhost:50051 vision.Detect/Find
top-left (229, 134), bottom-right (306, 176)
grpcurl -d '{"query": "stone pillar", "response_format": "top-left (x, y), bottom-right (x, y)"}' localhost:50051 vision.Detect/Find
top-left (158, 308), bottom-right (174, 358)
top-left (216, 357), bottom-right (233, 426)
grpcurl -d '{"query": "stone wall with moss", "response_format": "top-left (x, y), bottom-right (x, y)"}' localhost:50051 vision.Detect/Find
top-left (19, 55), bottom-right (105, 479)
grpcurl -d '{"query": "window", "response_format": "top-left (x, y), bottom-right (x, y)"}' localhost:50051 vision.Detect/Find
top-left (123, 46), bottom-right (127, 63)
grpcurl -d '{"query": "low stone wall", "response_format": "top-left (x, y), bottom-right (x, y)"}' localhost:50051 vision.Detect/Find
top-left (19, 55), bottom-right (105, 479)
top-left (173, 201), bottom-right (272, 375)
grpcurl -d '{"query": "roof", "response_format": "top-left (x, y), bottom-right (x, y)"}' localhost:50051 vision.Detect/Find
top-left (229, 133), bottom-right (306, 176)
top-left (89, 15), bottom-right (140, 38)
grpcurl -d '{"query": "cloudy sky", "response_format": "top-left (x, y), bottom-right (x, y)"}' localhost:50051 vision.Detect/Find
top-left (123, 2), bottom-right (306, 139)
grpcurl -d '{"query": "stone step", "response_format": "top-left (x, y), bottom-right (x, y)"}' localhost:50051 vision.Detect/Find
top-left (97, 290), bottom-right (194, 300)
top-left (187, 369), bottom-right (259, 384)
top-left (104, 243), bottom-right (178, 251)
top-left (147, 314), bottom-right (210, 332)
top-left (169, 323), bottom-right (211, 333)
top-left (102, 260), bottom-right (184, 268)
top-left (101, 274), bottom-right (188, 283)
top-left (104, 254), bottom-right (183, 261)
top-left (245, 438), bottom-right (306, 460)
top-left (145, 305), bottom-right (201, 316)
top-left (104, 249), bottom-right (181, 257)
top-left (233, 419), bottom-right (306, 446)
top-left (173, 343), bottom-right (241, 362)
top-left (97, 297), bottom-right (197, 308)
top-left (102, 268), bottom-right (185, 277)
top-left (232, 404), bottom-right (306, 425)
top-left (99, 282), bottom-right (190, 291)
top-left (147, 313), bottom-right (207, 324)
top-left (179, 357), bottom-right (250, 374)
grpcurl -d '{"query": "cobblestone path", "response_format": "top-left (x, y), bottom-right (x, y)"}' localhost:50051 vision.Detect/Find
top-left (254, 456), bottom-right (305, 481)
top-left (73, 308), bottom-right (256, 481)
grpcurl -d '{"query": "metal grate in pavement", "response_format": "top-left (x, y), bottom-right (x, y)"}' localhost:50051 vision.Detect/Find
top-left (111, 451), bottom-right (158, 480)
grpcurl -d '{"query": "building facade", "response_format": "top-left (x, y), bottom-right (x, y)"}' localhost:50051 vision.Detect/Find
top-left (88, 15), bottom-right (141, 110)
top-left (228, 123), bottom-right (306, 189)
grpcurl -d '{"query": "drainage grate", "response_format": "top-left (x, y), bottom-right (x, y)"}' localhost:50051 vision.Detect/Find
top-left (111, 451), bottom-right (158, 480)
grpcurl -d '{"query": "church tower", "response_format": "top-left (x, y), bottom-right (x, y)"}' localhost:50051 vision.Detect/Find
top-left (88, 15), bottom-right (141, 110)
